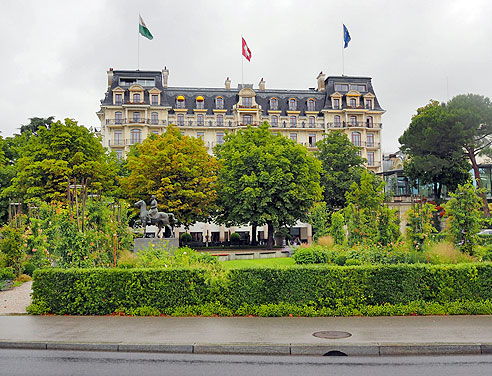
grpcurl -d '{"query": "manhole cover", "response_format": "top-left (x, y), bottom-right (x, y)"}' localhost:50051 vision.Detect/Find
top-left (312, 330), bottom-right (352, 339)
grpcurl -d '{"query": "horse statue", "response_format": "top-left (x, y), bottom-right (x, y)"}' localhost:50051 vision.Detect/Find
top-left (134, 199), bottom-right (175, 238)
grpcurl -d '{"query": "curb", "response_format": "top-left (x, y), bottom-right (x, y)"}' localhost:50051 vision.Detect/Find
top-left (1, 341), bottom-right (492, 356)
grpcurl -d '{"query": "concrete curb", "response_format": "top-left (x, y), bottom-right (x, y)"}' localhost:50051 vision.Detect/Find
top-left (1, 341), bottom-right (492, 356)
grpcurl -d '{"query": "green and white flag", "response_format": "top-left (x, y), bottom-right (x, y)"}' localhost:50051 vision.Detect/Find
top-left (139, 15), bottom-right (153, 40)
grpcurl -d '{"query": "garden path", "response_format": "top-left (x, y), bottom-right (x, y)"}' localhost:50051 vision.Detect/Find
top-left (0, 281), bottom-right (32, 315)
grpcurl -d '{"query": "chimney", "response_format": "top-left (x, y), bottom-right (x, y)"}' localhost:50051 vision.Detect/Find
top-left (107, 68), bottom-right (114, 90)
top-left (225, 77), bottom-right (231, 90)
top-left (259, 78), bottom-right (266, 91)
top-left (162, 66), bottom-right (169, 88)
top-left (316, 71), bottom-right (326, 92)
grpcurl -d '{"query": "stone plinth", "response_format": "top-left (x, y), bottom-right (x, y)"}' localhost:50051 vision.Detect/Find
top-left (133, 237), bottom-right (179, 254)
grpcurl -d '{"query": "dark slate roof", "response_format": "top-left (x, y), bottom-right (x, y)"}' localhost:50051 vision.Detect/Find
top-left (101, 70), bottom-right (383, 114)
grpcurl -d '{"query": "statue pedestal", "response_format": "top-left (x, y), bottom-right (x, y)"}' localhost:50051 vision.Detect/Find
top-left (133, 237), bottom-right (179, 254)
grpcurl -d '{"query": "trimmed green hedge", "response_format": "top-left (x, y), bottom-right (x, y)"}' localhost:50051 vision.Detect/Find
top-left (29, 264), bottom-right (492, 315)
top-left (0, 267), bottom-right (15, 281)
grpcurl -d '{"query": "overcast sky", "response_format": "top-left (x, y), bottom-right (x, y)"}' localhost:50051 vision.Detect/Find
top-left (1, 0), bottom-right (491, 152)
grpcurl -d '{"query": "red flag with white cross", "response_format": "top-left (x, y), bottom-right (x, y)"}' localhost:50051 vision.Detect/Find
top-left (242, 37), bottom-right (252, 62)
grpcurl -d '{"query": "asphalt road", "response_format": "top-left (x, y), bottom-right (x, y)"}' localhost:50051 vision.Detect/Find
top-left (2, 350), bottom-right (492, 376)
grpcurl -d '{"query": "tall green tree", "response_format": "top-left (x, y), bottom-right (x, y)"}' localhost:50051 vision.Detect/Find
top-left (446, 94), bottom-right (492, 217)
top-left (19, 116), bottom-right (55, 136)
top-left (315, 130), bottom-right (366, 210)
top-left (3, 118), bottom-right (117, 202)
top-left (123, 125), bottom-right (220, 228)
top-left (399, 100), bottom-right (470, 201)
top-left (215, 122), bottom-right (322, 249)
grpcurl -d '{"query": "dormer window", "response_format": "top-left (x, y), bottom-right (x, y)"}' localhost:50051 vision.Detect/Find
top-left (133, 93), bottom-right (141, 103)
top-left (196, 96), bottom-right (205, 109)
top-left (242, 97), bottom-right (252, 108)
top-left (289, 98), bottom-right (297, 111)
top-left (333, 98), bottom-right (340, 109)
top-left (176, 95), bottom-right (185, 109)
top-left (270, 97), bottom-right (278, 110)
top-left (350, 98), bottom-right (356, 108)
top-left (365, 100), bottom-right (373, 109)
top-left (335, 83), bottom-right (349, 92)
top-left (216, 97), bottom-right (224, 109)
top-left (114, 94), bottom-right (122, 105)
top-left (307, 99), bottom-right (315, 111)
top-left (151, 95), bottom-right (159, 105)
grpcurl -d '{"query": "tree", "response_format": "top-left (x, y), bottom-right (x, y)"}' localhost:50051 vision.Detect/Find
top-left (446, 94), bottom-right (492, 218)
top-left (405, 202), bottom-right (437, 251)
top-left (309, 202), bottom-right (330, 241)
top-left (3, 118), bottom-right (117, 203)
top-left (399, 101), bottom-right (470, 202)
top-left (445, 182), bottom-right (484, 255)
top-left (19, 116), bottom-right (55, 136)
top-left (123, 125), bottom-right (220, 228)
top-left (215, 122), bottom-right (322, 249)
top-left (315, 131), bottom-right (366, 210)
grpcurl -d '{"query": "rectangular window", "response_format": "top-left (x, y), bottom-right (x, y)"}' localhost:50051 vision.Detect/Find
top-left (130, 129), bottom-right (141, 144)
top-left (289, 133), bottom-right (297, 142)
top-left (334, 83), bottom-right (349, 91)
top-left (350, 84), bottom-right (367, 92)
top-left (115, 150), bottom-right (123, 160)
top-left (367, 152), bottom-right (375, 166)
top-left (290, 116), bottom-right (297, 127)
top-left (217, 132), bottom-right (224, 145)
top-left (115, 112), bottom-right (122, 124)
top-left (367, 133), bottom-right (374, 147)
top-left (308, 116), bottom-right (315, 128)
top-left (242, 97), bottom-right (252, 107)
top-left (309, 134), bottom-right (316, 147)
top-left (151, 95), bottom-right (158, 105)
top-left (350, 116), bottom-right (357, 126)
top-left (365, 100), bottom-right (372, 109)
top-left (113, 130), bottom-right (123, 145)
top-left (151, 112), bottom-right (158, 125)
top-left (216, 115), bottom-right (224, 126)
top-left (350, 98), bottom-right (357, 108)
top-left (114, 94), bottom-right (122, 105)
top-left (333, 99), bottom-right (340, 109)
top-left (177, 114), bottom-right (184, 126)
top-left (242, 114), bottom-right (253, 125)
top-left (133, 112), bottom-right (141, 122)
top-left (197, 114), bottom-right (204, 126)
top-left (271, 116), bottom-right (278, 127)
top-left (196, 101), bottom-right (205, 109)
top-left (133, 93), bottom-right (141, 103)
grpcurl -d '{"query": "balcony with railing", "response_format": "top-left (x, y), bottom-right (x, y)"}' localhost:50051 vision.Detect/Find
top-left (105, 118), bottom-right (167, 126)
top-left (326, 121), bottom-right (382, 129)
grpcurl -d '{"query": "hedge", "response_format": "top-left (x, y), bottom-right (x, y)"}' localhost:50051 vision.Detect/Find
top-left (0, 267), bottom-right (15, 281)
top-left (29, 263), bottom-right (492, 315)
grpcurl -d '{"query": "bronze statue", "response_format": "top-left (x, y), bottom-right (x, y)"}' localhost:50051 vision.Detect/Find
top-left (134, 196), bottom-right (175, 238)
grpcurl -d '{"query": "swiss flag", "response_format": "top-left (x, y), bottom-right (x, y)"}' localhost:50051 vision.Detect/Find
top-left (242, 37), bottom-right (252, 62)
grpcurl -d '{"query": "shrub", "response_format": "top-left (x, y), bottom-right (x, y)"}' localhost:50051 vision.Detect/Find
top-left (316, 235), bottom-right (334, 248)
top-left (180, 233), bottom-right (192, 243)
top-left (329, 211), bottom-right (345, 245)
top-left (0, 267), bottom-right (15, 281)
top-left (425, 241), bottom-right (475, 264)
top-left (292, 246), bottom-right (330, 264)
top-left (230, 232), bottom-right (241, 242)
top-left (0, 225), bottom-right (23, 274)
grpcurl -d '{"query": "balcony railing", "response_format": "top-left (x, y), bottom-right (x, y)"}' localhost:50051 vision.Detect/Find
top-left (108, 139), bottom-right (142, 147)
top-left (105, 118), bottom-right (167, 126)
top-left (326, 122), bottom-right (382, 129)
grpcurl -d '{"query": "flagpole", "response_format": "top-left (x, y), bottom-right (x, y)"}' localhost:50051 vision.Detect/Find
top-left (241, 35), bottom-right (244, 85)
top-left (138, 14), bottom-right (140, 70)
top-left (342, 24), bottom-right (344, 76)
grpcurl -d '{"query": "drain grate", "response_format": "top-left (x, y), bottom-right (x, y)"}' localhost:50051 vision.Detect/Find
top-left (312, 330), bottom-right (352, 339)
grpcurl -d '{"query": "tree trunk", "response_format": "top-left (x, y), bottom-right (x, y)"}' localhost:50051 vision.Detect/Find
top-left (251, 223), bottom-right (257, 246)
top-left (433, 182), bottom-right (439, 201)
top-left (266, 222), bottom-right (274, 250)
top-left (468, 148), bottom-right (491, 218)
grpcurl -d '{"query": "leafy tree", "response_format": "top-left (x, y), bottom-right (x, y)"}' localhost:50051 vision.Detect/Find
top-left (309, 202), bottom-right (330, 241)
top-left (445, 182), bottom-right (484, 255)
top-left (3, 118), bottom-right (117, 202)
top-left (399, 101), bottom-right (470, 202)
top-left (215, 122), bottom-right (322, 249)
top-left (446, 94), bottom-right (492, 217)
top-left (123, 125), bottom-right (220, 228)
top-left (344, 170), bottom-right (400, 246)
top-left (329, 211), bottom-right (345, 245)
top-left (405, 202), bottom-right (437, 251)
top-left (19, 116), bottom-right (55, 136)
top-left (315, 131), bottom-right (366, 210)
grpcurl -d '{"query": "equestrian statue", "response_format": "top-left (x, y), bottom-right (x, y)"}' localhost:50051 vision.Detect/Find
top-left (134, 195), bottom-right (176, 238)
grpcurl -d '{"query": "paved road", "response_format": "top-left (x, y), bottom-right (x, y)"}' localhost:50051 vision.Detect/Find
top-left (2, 349), bottom-right (492, 376)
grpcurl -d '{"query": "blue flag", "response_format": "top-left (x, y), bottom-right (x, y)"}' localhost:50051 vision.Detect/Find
top-left (343, 24), bottom-right (351, 48)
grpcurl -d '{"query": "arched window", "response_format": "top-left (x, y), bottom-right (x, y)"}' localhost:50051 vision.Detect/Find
top-left (151, 112), bottom-right (158, 125)
top-left (350, 98), bottom-right (356, 108)
top-left (196, 96), bottom-right (204, 109)
top-left (177, 114), bottom-right (184, 126)
top-left (115, 111), bottom-right (122, 124)
top-left (334, 115), bottom-right (341, 127)
top-left (197, 114), bottom-right (204, 126)
top-left (216, 97), bottom-right (224, 109)
top-left (271, 115), bottom-right (278, 127)
top-left (308, 116), bottom-right (315, 128)
top-left (270, 97), bottom-right (278, 110)
top-left (351, 132), bottom-right (361, 147)
top-left (176, 95), bottom-right (185, 109)
top-left (216, 114), bottom-right (223, 126)
top-left (289, 98), bottom-right (297, 111)
top-left (130, 129), bottom-right (141, 144)
top-left (307, 99), bottom-right (315, 111)
top-left (133, 93), bottom-right (141, 103)
top-left (290, 116), bottom-right (297, 127)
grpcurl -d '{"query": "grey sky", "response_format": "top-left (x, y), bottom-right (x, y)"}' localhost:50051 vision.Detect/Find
top-left (1, 0), bottom-right (491, 152)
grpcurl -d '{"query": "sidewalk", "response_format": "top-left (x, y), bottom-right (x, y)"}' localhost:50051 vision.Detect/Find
top-left (1, 315), bottom-right (492, 356)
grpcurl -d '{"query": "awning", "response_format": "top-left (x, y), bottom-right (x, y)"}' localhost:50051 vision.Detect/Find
top-left (177, 95), bottom-right (185, 101)
top-left (196, 95), bottom-right (204, 101)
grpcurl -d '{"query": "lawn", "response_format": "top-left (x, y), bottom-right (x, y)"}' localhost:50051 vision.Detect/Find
top-left (222, 257), bottom-right (296, 269)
